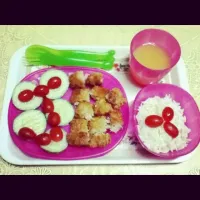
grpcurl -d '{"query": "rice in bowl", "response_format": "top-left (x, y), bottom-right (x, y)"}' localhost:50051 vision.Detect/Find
top-left (136, 94), bottom-right (191, 154)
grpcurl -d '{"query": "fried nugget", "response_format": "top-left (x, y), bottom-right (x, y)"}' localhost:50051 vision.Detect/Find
top-left (89, 133), bottom-right (111, 148)
top-left (70, 89), bottom-right (90, 105)
top-left (69, 71), bottom-right (85, 89)
top-left (75, 102), bottom-right (94, 120)
top-left (105, 88), bottom-right (126, 109)
top-left (89, 116), bottom-right (109, 134)
top-left (70, 118), bottom-right (89, 133)
top-left (94, 99), bottom-right (113, 116)
top-left (109, 110), bottom-right (123, 133)
top-left (67, 132), bottom-right (90, 146)
top-left (90, 86), bottom-right (109, 100)
top-left (86, 72), bottom-right (103, 86)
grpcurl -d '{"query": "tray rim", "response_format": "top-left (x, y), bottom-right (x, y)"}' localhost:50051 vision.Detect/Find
top-left (0, 44), bottom-right (194, 166)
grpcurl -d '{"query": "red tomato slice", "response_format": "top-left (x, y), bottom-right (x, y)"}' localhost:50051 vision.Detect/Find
top-left (145, 115), bottom-right (163, 128)
top-left (41, 97), bottom-right (54, 113)
top-left (47, 112), bottom-right (61, 127)
top-left (163, 122), bottom-right (179, 138)
top-left (18, 127), bottom-right (36, 140)
top-left (47, 77), bottom-right (61, 89)
top-left (50, 127), bottom-right (63, 142)
top-left (18, 90), bottom-right (34, 102)
top-left (162, 107), bottom-right (174, 122)
top-left (35, 133), bottom-right (51, 146)
top-left (33, 85), bottom-right (49, 97)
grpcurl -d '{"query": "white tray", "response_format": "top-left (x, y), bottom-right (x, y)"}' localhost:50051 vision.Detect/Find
top-left (0, 45), bottom-right (196, 166)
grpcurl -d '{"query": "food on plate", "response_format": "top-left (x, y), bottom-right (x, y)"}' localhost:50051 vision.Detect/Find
top-left (69, 71), bottom-right (86, 89)
top-left (90, 86), bottom-right (109, 100)
top-left (40, 69), bottom-right (69, 99)
top-left (40, 128), bottom-right (68, 153)
top-left (41, 97), bottom-right (54, 114)
top-left (12, 81), bottom-right (43, 110)
top-left (109, 110), bottom-right (123, 133)
top-left (70, 119), bottom-right (89, 133)
top-left (86, 72), bottom-right (103, 86)
top-left (18, 127), bottom-right (37, 140)
top-left (70, 89), bottom-right (90, 105)
top-left (105, 88), bottom-right (126, 109)
top-left (47, 99), bottom-right (75, 126)
top-left (13, 110), bottom-right (46, 136)
top-left (94, 99), bottom-right (113, 116)
top-left (136, 95), bottom-right (191, 153)
top-left (89, 116), bottom-right (109, 134)
top-left (35, 133), bottom-right (51, 146)
top-left (33, 85), bottom-right (49, 97)
top-left (47, 112), bottom-right (61, 127)
top-left (75, 102), bottom-right (94, 120)
top-left (67, 132), bottom-right (90, 146)
top-left (89, 133), bottom-right (111, 148)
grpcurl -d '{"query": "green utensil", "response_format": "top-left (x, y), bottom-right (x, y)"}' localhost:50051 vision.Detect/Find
top-left (25, 45), bottom-right (116, 70)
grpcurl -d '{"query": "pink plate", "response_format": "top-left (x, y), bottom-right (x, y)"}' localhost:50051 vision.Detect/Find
top-left (132, 83), bottom-right (200, 159)
top-left (8, 67), bottom-right (129, 160)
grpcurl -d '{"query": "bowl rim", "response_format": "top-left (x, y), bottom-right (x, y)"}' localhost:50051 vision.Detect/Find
top-left (129, 28), bottom-right (182, 73)
top-left (132, 83), bottom-right (200, 159)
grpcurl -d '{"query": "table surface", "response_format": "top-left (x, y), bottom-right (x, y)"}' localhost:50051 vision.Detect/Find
top-left (0, 25), bottom-right (200, 175)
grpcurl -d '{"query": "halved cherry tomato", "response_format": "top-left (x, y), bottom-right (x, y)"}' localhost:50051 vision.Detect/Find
top-left (35, 133), bottom-right (51, 146)
top-left (145, 115), bottom-right (163, 128)
top-left (41, 97), bottom-right (54, 113)
top-left (18, 127), bottom-right (36, 140)
top-left (163, 122), bottom-right (179, 138)
top-left (47, 112), bottom-right (61, 127)
top-left (47, 77), bottom-right (61, 89)
top-left (33, 85), bottom-right (49, 97)
top-left (50, 127), bottom-right (63, 142)
top-left (162, 107), bottom-right (174, 122)
top-left (18, 90), bottom-right (33, 102)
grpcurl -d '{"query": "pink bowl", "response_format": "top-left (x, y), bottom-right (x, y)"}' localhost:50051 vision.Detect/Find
top-left (132, 83), bottom-right (200, 159)
top-left (129, 29), bottom-right (181, 86)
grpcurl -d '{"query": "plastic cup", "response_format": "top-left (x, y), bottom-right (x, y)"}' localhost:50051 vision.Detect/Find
top-left (129, 29), bottom-right (181, 86)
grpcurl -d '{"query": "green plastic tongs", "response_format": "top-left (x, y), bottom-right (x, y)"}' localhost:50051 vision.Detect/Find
top-left (25, 45), bottom-right (116, 70)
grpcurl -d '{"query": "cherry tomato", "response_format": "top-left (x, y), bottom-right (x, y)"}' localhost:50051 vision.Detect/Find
top-left (163, 122), bottom-right (179, 138)
top-left (18, 127), bottom-right (36, 140)
top-left (47, 77), bottom-right (61, 89)
top-left (50, 127), bottom-right (63, 142)
top-left (18, 90), bottom-right (33, 102)
top-left (145, 115), bottom-right (163, 128)
top-left (47, 112), bottom-right (61, 127)
top-left (41, 97), bottom-right (54, 113)
top-left (35, 133), bottom-right (51, 146)
top-left (162, 107), bottom-right (174, 122)
top-left (33, 85), bottom-right (49, 97)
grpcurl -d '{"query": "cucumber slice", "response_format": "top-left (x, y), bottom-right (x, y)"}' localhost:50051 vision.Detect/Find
top-left (13, 110), bottom-right (47, 135)
top-left (41, 129), bottom-right (68, 153)
top-left (46, 99), bottom-right (75, 126)
top-left (12, 81), bottom-right (43, 111)
top-left (40, 69), bottom-right (69, 99)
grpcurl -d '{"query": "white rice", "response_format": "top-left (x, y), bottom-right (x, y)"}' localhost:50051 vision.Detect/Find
top-left (136, 94), bottom-right (191, 153)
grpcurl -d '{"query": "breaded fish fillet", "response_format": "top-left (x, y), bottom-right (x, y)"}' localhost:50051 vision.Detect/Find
top-left (90, 86), bottom-right (109, 100)
top-left (70, 89), bottom-right (90, 105)
top-left (75, 102), bottom-right (94, 120)
top-left (69, 71), bottom-right (86, 89)
top-left (86, 72), bottom-right (103, 86)
top-left (89, 133), bottom-right (111, 148)
top-left (94, 99), bottom-right (113, 116)
top-left (106, 88), bottom-right (126, 109)
top-left (89, 116), bottom-right (109, 134)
